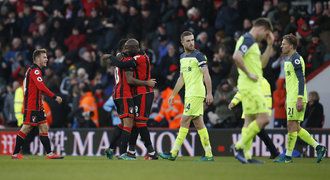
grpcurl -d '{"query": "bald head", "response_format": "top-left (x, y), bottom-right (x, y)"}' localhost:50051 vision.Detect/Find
top-left (123, 38), bottom-right (140, 56)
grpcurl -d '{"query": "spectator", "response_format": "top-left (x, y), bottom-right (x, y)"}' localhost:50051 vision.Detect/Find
top-left (306, 33), bottom-right (326, 74)
top-left (303, 91), bottom-right (324, 128)
top-left (153, 87), bottom-right (183, 129)
top-left (209, 79), bottom-right (236, 128)
top-left (273, 78), bottom-right (287, 128)
top-left (79, 84), bottom-right (99, 128)
top-left (3, 83), bottom-right (16, 126)
top-left (64, 27), bottom-right (86, 52)
top-left (215, 0), bottom-right (240, 36)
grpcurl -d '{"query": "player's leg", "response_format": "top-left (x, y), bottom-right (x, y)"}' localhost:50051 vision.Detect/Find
top-left (39, 122), bottom-right (64, 159)
top-left (127, 125), bottom-right (138, 157)
top-left (106, 123), bottom-right (123, 158)
top-left (297, 124), bottom-right (327, 163)
top-left (105, 99), bottom-right (124, 159)
top-left (192, 116), bottom-right (214, 161)
top-left (119, 117), bottom-right (133, 155)
top-left (111, 98), bottom-right (135, 160)
top-left (169, 115), bottom-right (192, 157)
top-left (274, 102), bottom-right (299, 163)
top-left (12, 124), bottom-right (33, 158)
top-left (257, 129), bottom-right (280, 159)
top-left (134, 93), bottom-right (157, 159)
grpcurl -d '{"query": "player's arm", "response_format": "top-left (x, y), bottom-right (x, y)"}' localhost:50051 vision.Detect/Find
top-left (168, 73), bottom-right (184, 105)
top-left (201, 67), bottom-right (213, 105)
top-left (102, 54), bottom-right (137, 69)
top-left (228, 91), bottom-right (241, 110)
top-left (30, 70), bottom-right (62, 103)
top-left (125, 71), bottom-right (156, 87)
top-left (261, 32), bottom-right (275, 68)
top-left (196, 52), bottom-right (213, 104)
top-left (232, 37), bottom-right (257, 81)
top-left (292, 58), bottom-right (305, 111)
top-left (232, 51), bottom-right (257, 81)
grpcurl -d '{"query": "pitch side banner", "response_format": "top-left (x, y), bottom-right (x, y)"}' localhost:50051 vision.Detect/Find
top-left (1, 129), bottom-right (329, 157)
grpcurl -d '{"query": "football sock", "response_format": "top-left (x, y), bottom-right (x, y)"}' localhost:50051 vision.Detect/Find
top-left (128, 127), bottom-right (139, 152)
top-left (197, 128), bottom-right (213, 157)
top-left (39, 133), bottom-right (52, 154)
top-left (298, 128), bottom-right (319, 148)
top-left (170, 127), bottom-right (189, 156)
top-left (13, 131), bottom-right (27, 154)
top-left (258, 129), bottom-right (279, 157)
top-left (236, 121), bottom-right (260, 149)
top-left (139, 127), bottom-right (154, 153)
top-left (109, 125), bottom-right (122, 150)
top-left (285, 131), bottom-right (298, 157)
top-left (241, 127), bottom-right (252, 159)
top-left (119, 127), bottom-right (132, 155)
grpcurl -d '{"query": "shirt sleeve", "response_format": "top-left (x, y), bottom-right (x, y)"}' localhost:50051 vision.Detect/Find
top-left (230, 91), bottom-right (242, 106)
top-left (238, 36), bottom-right (254, 55)
top-left (195, 52), bottom-right (208, 67)
top-left (30, 69), bottom-right (55, 98)
top-left (291, 58), bottom-right (305, 97)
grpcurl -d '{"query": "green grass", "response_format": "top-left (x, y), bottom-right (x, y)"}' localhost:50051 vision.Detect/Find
top-left (0, 156), bottom-right (329, 180)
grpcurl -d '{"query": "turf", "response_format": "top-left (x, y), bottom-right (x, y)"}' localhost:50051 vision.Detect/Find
top-left (0, 156), bottom-right (329, 180)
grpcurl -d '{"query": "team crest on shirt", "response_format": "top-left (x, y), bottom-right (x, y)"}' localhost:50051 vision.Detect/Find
top-left (240, 45), bottom-right (248, 53)
top-left (294, 59), bottom-right (300, 65)
top-left (34, 70), bottom-right (40, 75)
top-left (37, 77), bottom-right (43, 82)
top-left (129, 107), bottom-right (134, 114)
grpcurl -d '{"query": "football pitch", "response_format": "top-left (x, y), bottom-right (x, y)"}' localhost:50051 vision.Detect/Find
top-left (0, 156), bottom-right (329, 180)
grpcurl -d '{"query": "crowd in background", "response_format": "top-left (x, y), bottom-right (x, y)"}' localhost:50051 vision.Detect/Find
top-left (0, 0), bottom-right (328, 129)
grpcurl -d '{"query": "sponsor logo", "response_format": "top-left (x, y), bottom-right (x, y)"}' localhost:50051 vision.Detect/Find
top-left (241, 45), bottom-right (248, 53)
top-left (34, 70), bottom-right (40, 75)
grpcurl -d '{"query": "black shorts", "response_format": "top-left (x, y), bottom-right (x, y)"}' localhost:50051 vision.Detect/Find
top-left (23, 110), bottom-right (47, 126)
top-left (114, 98), bottom-right (134, 119)
top-left (133, 92), bottom-right (154, 121)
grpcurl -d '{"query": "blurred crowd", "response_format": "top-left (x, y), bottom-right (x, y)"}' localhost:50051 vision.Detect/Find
top-left (0, 0), bottom-right (328, 129)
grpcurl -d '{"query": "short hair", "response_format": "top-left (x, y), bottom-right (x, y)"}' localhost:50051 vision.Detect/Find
top-left (253, 18), bottom-right (273, 31)
top-left (180, 31), bottom-right (193, 41)
top-left (309, 91), bottom-right (320, 101)
top-left (283, 34), bottom-right (298, 49)
top-left (33, 49), bottom-right (47, 62)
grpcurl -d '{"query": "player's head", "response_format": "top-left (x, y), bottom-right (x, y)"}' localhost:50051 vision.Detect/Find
top-left (123, 38), bottom-right (140, 56)
top-left (181, 31), bottom-right (195, 52)
top-left (281, 34), bottom-right (297, 55)
top-left (117, 38), bottom-right (128, 53)
top-left (33, 48), bottom-right (48, 67)
top-left (252, 18), bottom-right (273, 41)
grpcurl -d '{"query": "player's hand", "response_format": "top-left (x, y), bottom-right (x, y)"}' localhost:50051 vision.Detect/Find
top-left (247, 73), bottom-right (258, 82)
top-left (228, 102), bottom-right (235, 110)
top-left (296, 97), bottom-right (304, 112)
top-left (101, 54), bottom-right (111, 62)
top-left (205, 93), bottom-right (213, 105)
top-left (55, 96), bottom-right (62, 104)
top-left (146, 79), bottom-right (156, 87)
top-left (168, 95), bottom-right (174, 105)
top-left (266, 32), bottom-right (275, 46)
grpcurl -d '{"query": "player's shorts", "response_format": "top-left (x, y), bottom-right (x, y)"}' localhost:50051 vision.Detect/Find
top-left (242, 95), bottom-right (272, 119)
top-left (286, 102), bottom-right (306, 121)
top-left (23, 110), bottom-right (47, 126)
top-left (183, 96), bottom-right (204, 116)
top-left (114, 98), bottom-right (134, 119)
top-left (240, 88), bottom-right (268, 115)
top-left (133, 92), bottom-right (154, 121)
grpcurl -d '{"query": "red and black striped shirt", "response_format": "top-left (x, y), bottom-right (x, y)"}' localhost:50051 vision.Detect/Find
top-left (132, 54), bottom-right (153, 95)
top-left (23, 64), bottom-right (55, 111)
top-left (113, 57), bottom-right (133, 99)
